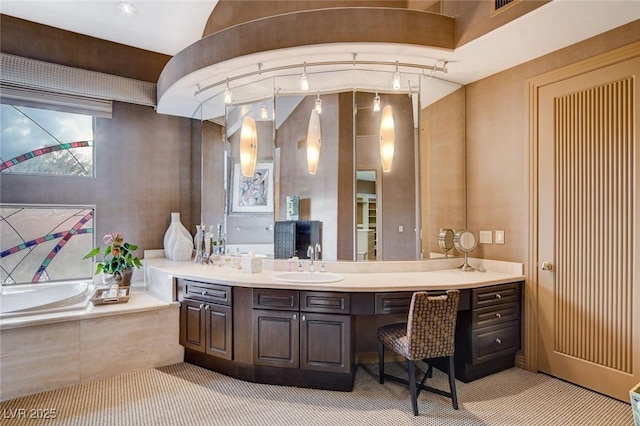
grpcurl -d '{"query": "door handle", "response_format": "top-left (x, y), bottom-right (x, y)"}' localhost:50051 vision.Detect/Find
top-left (541, 261), bottom-right (553, 271)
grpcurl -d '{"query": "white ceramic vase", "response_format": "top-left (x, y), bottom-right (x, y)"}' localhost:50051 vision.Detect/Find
top-left (172, 232), bottom-right (193, 262)
top-left (163, 212), bottom-right (193, 260)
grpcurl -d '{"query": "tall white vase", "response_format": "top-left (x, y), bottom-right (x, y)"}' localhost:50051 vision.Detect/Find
top-left (163, 212), bottom-right (193, 260)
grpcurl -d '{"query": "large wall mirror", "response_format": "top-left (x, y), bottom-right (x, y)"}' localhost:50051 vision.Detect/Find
top-left (201, 76), bottom-right (466, 261)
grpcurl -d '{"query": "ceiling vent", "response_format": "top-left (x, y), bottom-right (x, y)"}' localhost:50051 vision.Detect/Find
top-left (493, 0), bottom-right (520, 15)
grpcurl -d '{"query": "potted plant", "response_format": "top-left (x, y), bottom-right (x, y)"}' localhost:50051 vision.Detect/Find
top-left (83, 233), bottom-right (142, 287)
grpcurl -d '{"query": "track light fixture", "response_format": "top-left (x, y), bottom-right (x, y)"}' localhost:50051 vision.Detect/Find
top-left (315, 92), bottom-right (322, 114)
top-left (224, 79), bottom-right (233, 105)
top-left (392, 61), bottom-right (401, 91)
top-left (301, 62), bottom-right (309, 91)
top-left (373, 91), bottom-right (381, 112)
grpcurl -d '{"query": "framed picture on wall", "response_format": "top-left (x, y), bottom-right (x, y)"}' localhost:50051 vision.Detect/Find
top-left (230, 162), bottom-right (274, 214)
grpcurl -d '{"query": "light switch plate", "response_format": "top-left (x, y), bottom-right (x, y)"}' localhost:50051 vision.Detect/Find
top-left (495, 230), bottom-right (505, 245)
top-left (479, 230), bottom-right (492, 244)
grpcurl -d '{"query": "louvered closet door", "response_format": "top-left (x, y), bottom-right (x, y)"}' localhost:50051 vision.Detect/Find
top-left (538, 57), bottom-right (640, 401)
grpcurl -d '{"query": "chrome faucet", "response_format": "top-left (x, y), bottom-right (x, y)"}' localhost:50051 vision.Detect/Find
top-left (307, 245), bottom-right (315, 272)
top-left (314, 243), bottom-right (321, 261)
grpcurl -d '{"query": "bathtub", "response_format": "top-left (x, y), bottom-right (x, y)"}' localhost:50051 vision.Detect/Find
top-left (0, 281), bottom-right (94, 318)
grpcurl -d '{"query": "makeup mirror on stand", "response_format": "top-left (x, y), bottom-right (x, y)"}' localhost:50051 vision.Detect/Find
top-left (454, 229), bottom-right (477, 271)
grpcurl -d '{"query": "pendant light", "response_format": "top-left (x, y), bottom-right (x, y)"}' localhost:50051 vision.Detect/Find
top-left (392, 61), bottom-right (401, 91)
top-left (301, 62), bottom-right (309, 91)
top-left (260, 101), bottom-right (269, 120)
top-left (315, 92), bottom-right (322, 114)
top-left (306, 109), bottom-right (321, 175)
top-left (379, 105), bottom-right (394, 172)
top-left (240, 116), bottom-right (258, 177)
top-left (373, 91), bottom-right (381, 112)
top-left (224, 79), bottom-right (233, 105)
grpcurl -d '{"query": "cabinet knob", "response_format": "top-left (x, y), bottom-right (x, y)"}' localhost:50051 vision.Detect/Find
top-left (205, 305), bottom-right (210, 310)
top-left (496, 338), bottom-right (502, 344)
top-left (495, 313), bottom-right (502, 318)
top-left (293, 314), bottom-right (297, 320)
top-left (202, 290), bottom-right (208, 296)
top-left (495, 293), bottom-right (502, 299)
top-left (199, 304), bottom-right (204, 310)
top-left (302, 315), bottom-right (306, 321)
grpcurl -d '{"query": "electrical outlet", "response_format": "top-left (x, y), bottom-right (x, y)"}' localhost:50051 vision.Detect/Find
top-left (495, 230), bottom-right (505, 245)
top-left (479, 230), bottom-right (492, 244)
top-left (398, 225), bottom-right (404, 233)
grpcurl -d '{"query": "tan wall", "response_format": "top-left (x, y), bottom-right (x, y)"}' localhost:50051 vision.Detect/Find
top-left (466, 20), bottom-right (640, 263)
top-left (0, 15), bottom-right (169, 83)
top-left (442, 0), bottom-right (549, 47)
top-left (203, 1), bottom-right (409, 36)
top-left (421, 87), bottom-right (466, 258)
top-left (0, 102), bottom-right (196, 254)
top-left (0, 17), bottom-right (199, 258)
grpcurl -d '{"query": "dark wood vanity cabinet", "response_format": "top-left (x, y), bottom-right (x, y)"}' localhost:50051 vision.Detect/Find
top-left (252, 289), bottom-right (352, 375)
top-left (453, 281), bottom-right (523, 382)
top-left (178, 279), bottom-right (233, 361)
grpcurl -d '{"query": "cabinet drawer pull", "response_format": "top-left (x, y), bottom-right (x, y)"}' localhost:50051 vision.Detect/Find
top-left (199, 304), bottom-right (204, 310)
top-left (495, 313), bottom-right (502, 318)
top-left (495, 293), bottom-right (502, 299)
top-left (293, 314), bottom-right (297, 320)
top-left (205, 305), bottom-right (210, 310)
top-left (302, 315), bottom-right (306, 321)
top-left (202, 290), bottom-right (208, 296)
top-left (496, 338), bottom-right (502, 344)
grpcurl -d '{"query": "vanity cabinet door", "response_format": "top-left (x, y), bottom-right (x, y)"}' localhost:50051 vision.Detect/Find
top-left (300, 313), bottom-right (351, 373)
top-left (180, 299), bottom-right (206, 352)
top-left (205, 303), bottom-right (233, 360)
top-left (253, 309), bottom-right (300, 368)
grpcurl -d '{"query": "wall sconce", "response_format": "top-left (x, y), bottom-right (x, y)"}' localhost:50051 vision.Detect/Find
top-left (392, 61), bottom-right (401, 91)
top-left (307, 109), bottom-right (322, 174)
top-left (315, 92), bottom-right (322, 114)
top-left (224, 79), bottom-right (233, 105)
top-left (373, 91), bottom-right (381, 112)
top-left (260, 102), bottom-right (269, 120)
top-left (301, 62), bottom-right (309, 91)
top-left (240, 116), bottom-right (258, 177)
top-left (379, 105), bottom-right (394, 172)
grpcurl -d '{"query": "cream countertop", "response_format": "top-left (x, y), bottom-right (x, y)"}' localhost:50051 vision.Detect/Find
top-left (144, 257), bottom-right (525, 295)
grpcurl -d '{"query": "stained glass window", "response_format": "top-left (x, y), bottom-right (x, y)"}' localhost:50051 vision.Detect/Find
top-left (0, 205), bottom-right (94, 285)
top-left (0, 104), bottom-right (94, 176)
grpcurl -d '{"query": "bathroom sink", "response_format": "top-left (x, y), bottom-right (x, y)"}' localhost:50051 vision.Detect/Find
top-left (272, 271), bottom-right (344, 283)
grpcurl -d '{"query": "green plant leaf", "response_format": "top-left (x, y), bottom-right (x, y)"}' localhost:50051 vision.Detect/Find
top-left (133, 257), bottom-right (142, 268)
top-left (103, 245), bottom-right (112, 257)
top-left (82, 247), bottom-right (100, 260)
top-left (95, 263), bottom-right (104, 275)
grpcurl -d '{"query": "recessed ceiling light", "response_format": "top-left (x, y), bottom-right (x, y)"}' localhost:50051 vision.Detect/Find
top-left (116, 1), bottom-right (138, 17)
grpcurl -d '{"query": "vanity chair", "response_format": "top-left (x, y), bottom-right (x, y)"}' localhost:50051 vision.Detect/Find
top-left (377, 290), bottom-right (460, 416)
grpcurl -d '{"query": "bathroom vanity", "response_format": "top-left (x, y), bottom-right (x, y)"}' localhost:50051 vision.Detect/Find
top-left (147, 258), bottom-right (524, 391)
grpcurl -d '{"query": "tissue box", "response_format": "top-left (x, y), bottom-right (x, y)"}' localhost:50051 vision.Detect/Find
top-left (242, 257), bottom-right (262, 274)
top-left (631, 382), bottom-right (640, 426)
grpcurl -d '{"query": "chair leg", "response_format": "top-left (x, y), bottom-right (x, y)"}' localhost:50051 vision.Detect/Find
top-left (407, 359), bottom-right (419, 416)
top-left (448, 356), bottom-right (459, 410)
top-left (377, 341), bottom-right (385, 384)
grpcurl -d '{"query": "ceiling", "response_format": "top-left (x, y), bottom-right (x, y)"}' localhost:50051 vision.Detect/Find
top-left (2, 1), bottom-right (639, 120)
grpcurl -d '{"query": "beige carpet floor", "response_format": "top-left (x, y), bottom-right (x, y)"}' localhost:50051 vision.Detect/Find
top-left (0, 362), bottom-right (632, 425)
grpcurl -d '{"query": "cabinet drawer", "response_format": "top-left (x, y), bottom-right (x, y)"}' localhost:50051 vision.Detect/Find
top-left (253, 289), bottom-right (299, 311)
top-left (472, 302), bottom-right (520, 329)
top-left (472, 321), bottom-right (520, 364)
top-left (183, 280), bottom-right (232, 306)
top-left (472, 282), bottom-right (520, 309)
top-left (374, 292), bottom-right (413, 314)
top-left (300, 291), bottom-right (350, 314)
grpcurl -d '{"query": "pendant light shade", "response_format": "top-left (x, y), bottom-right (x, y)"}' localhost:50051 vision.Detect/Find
top-left (306, 109), bottom-right (322, 175)
top-left (240, 116), bottom-right (258, 177)
top-left (379, 105), bottom-right (394, 172)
